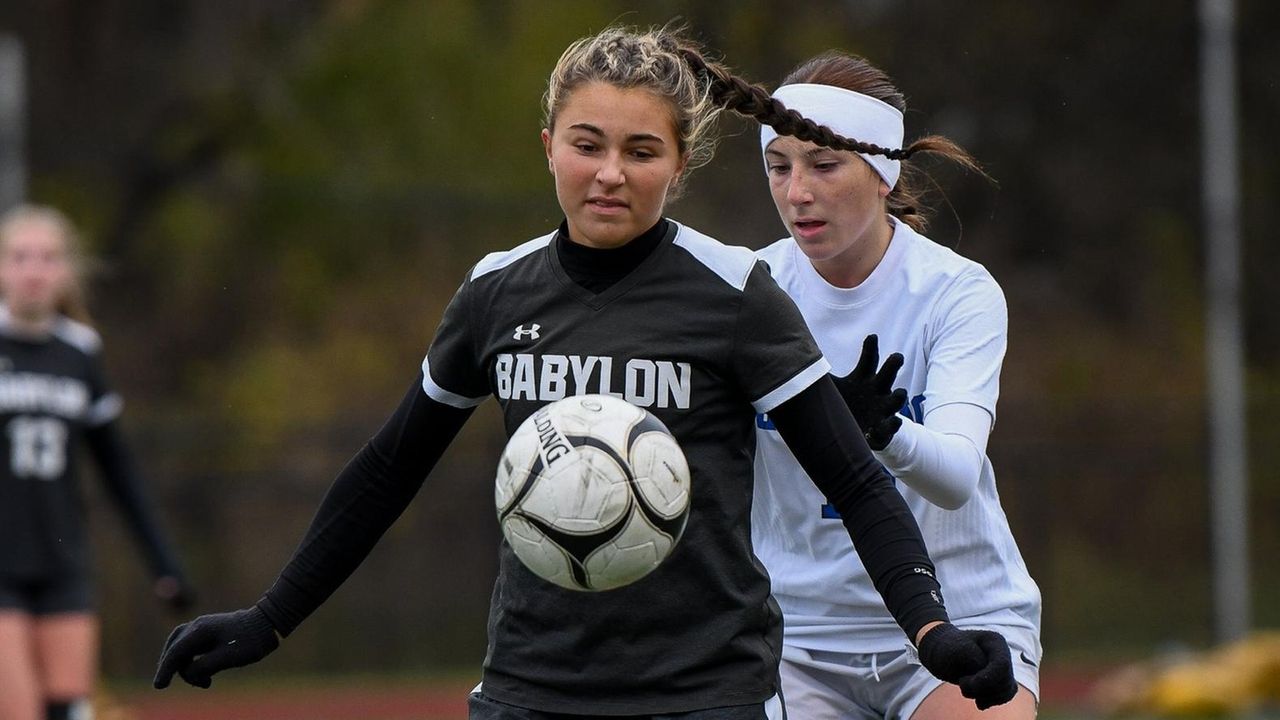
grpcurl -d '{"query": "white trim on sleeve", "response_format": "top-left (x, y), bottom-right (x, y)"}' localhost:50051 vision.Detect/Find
top-left (86, 393), bottom-right (124, 426)
top-left (752, 357), bottom-right (831, 413)
top-left (420, 356), bottom-right (487, 409)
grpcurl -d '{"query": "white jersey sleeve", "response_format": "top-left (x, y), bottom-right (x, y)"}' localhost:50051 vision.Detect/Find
top-left (873, 268), bottom-right (1006, 507)
top-left (875, 402), bottom-right (990, 509)
top-left (919, 264), bottom-right (1008, 422)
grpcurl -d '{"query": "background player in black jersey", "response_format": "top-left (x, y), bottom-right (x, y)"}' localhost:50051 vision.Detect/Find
top-left (153, 26), bottom-right (1016, 718)
top-left (0, 205), bottom-right (194, 720)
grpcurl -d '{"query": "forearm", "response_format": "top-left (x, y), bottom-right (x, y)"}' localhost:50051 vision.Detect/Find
top-left (84, 421), bottom-right (185, 579)
top-left (769, 377), bottom-right (949, 640)
top-left (874, 402), bottom-right (991, 510)
top-left (257, 377), bottom-right (473, 635)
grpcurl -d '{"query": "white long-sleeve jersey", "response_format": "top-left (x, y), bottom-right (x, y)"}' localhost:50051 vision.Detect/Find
top-left (752, 217), bottom-right (1042, 655)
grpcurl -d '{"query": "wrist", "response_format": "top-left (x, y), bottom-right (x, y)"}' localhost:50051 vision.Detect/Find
top-left (247, 603), bottom-right (284, 640)
top-left (914, 620), bottom-right (945, 646)
top-left (874, 416), bottom-right (916, 468)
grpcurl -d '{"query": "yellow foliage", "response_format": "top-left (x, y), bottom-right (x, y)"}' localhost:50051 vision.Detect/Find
top-left (1094, 631), bottom-right (1280, 717)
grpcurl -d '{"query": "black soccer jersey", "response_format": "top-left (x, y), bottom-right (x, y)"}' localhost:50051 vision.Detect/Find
top-left (0, 309), bottom-right (123, 578)
top-left (423, 221), bottom-right (829, 714)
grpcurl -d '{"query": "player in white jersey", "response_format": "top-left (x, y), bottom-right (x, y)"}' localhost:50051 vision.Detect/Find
top-left (751, 52), bottom-right (1042, 719)
top-left (153, 28), bottom-right (1018, 719)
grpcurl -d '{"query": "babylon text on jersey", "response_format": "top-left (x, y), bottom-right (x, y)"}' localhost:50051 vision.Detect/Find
top-left (495, 353), bottom-right (692, 409)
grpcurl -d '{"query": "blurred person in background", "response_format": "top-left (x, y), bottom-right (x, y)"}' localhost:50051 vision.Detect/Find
top-left (751, 52), bottom-right (1042, 719)
top-left (153, 25), bottom-right (1018, 719)
top-left (0, 205), bottom-right (194, 720)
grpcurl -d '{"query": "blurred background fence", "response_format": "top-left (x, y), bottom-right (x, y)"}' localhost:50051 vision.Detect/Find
top-left (1, 0), bottom-right (1277, 692)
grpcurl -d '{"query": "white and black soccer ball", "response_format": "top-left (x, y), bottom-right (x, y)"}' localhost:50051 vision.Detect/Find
top-left (495, 394), bottom-right (691, 591)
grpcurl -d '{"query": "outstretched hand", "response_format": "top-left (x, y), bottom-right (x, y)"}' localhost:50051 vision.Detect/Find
top-left (916, 623), bottom-right (1018, 710)
top-left (832, 334), bottom-right (907, 450)
top-left (153, 606), bottom-right (280, 689)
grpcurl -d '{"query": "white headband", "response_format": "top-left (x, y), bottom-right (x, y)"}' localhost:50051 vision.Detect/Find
top-left (759, 83), bottom-right (906, 189)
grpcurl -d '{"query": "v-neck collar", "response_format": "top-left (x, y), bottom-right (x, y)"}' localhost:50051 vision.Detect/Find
top-left (547, 219), bottom-right (679, 310)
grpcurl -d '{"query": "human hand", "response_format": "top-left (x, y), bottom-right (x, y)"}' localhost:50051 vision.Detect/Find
top-left (153, 606), bottom-right (280, 689)
top-left (153, 575), bottom-right (197, 613)
top-left (916, 623), bottom-right (1018, 710)
top-left (832, 334), bottom-right (907, 450)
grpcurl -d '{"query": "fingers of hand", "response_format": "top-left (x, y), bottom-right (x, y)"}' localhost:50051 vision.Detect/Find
top-left (181, 646), bottom-right (239, 689)
top-left (178, 666), bottom-right (214, 689)
top-left (154, 620), bottom-right (203, 689)
top-left (879, 388), bottom-right (907, 417)
top-left (852, 334), bottom-right (880, 379)
top-left (874, 352), bottom-right (905, 390)
top-left (960, 672), bottom-right (1018, 709)
top-left (958, 631), bottom-right (1017, 709)
top-left (974, 630), bottom-right (1013, 663)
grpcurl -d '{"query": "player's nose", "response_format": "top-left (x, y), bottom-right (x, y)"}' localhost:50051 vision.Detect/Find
top-left (595, 151), bottom-right (625, 186)
top-left (786, 176), bottom-right (813, 205)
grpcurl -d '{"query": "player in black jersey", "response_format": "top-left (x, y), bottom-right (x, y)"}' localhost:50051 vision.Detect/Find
top-left (0, 205), bottom-right (193, 720)
top-left (153, 26), bottom-right (1017, 718)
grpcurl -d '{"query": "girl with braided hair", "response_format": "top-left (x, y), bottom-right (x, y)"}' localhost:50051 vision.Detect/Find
top-left (152, 28), bottom-right (1015, 719)
top-left (748, 51), bottom-right (1043, 719)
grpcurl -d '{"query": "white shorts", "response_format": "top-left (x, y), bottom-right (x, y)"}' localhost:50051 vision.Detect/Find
top-left (778, 624), bottom-right (1040, 720)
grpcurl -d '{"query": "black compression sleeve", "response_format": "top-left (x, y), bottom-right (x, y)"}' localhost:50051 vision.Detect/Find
top-left (256, 374), bottom-right (474, 636)
top-left (768, 376), bottom-right (949, 641)
top-left (84, 421), bottom-right (185, 579)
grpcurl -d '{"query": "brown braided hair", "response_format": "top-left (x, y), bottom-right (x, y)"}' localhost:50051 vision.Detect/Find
top-left (544, 28), bottom-right (980, 227)
top-left (678, 48), bottom-right (913, 161)
top-left (681, 48), bottom-right (984, 232)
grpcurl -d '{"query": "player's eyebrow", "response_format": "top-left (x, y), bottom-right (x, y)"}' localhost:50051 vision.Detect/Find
top-left (569, 123), bottom-right (666, 144)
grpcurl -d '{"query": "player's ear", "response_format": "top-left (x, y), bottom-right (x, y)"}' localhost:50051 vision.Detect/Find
top-left (878, 179), bottom-right (891, 199)
top-left (672, 150), bottom-right (691, 186)
top-left (541, 128), bottom-right (554, 175)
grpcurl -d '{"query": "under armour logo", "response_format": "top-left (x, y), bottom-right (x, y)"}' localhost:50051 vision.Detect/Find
top-left (513, 324), bottom-right (541, 340)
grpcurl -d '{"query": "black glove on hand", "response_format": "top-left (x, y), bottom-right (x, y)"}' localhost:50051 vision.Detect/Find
top-left (153, 605), bottom-right (280, 689)
top-left (917, 623), bottom-right (1018, 710)
top-left (832, 334), bottom-right (907, 450)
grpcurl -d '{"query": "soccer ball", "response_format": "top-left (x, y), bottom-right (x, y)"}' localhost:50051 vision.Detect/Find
top-left (495, 394), bottom-right (692, 591)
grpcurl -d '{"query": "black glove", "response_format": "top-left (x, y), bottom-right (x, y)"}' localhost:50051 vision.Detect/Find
top-left (917, 623), bottom-right (1018, 710)
top-left (832, 334), bottom-right (907, 450)
top-left (153, 574), bottom-right (197, 613)
top-left (153, 605), bottom-right (280, 689)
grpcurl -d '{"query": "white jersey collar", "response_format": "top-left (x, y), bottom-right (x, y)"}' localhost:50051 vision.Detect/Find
top-left (792, 215), bottom-right (911, 309)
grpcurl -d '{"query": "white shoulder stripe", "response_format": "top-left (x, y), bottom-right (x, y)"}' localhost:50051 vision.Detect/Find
top-left (471, 232), bottom-right (556, 280)
top-left (671, 223), bottom-right (758, 292)
top-left (52, 317), bottom-right (104, 354)
top-left (420, 356), bottom-right (487, 408)
top-left (0, 305), bottom-right (104, 355)
top-left (86, 393), bottom-right (124, 426)
top-left (753, 357), bottom-right (832, 413)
